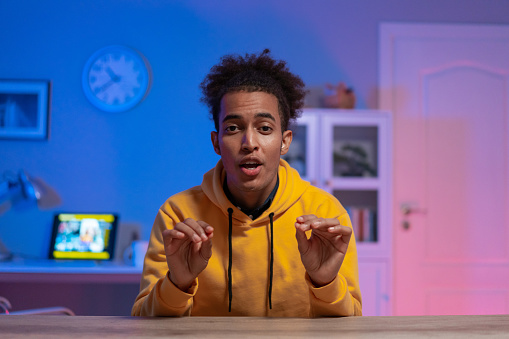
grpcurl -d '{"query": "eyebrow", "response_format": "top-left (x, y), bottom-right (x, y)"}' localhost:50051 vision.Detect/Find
top-left (222, 112), bottom-right (276, 123)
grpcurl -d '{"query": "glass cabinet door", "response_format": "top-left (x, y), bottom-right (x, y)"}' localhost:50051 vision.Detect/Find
top-left (321, 113), bottom-right (383, 188)
top-left (321, 112), bottom-right (389, 249)
top-left (282, 113), bottom-right (319, 184)
top-left (284, 110), bottom-right (391, 252)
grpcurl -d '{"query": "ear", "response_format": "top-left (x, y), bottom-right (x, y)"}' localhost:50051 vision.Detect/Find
top-left (280, 129), bottom-right (293, 155)
top-left (211, 131), bottom-right (221, 155)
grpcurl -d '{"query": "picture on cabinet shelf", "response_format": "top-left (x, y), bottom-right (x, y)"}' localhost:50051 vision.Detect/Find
top-left (333, 140), bottom-right (377, 177)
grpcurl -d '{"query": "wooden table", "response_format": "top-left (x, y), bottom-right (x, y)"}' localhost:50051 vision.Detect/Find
top-left (1, 315), bottom-right (508, 338)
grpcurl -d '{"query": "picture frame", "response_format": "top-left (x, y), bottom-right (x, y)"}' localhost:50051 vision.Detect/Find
top-left (0, 79), bottom-right (51, 140)
top-left (333, 140), bottom-right (377, 177)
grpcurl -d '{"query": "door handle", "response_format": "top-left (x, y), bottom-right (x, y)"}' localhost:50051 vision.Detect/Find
top-left (400, 203), bottom-right (427, 230)
top-left (400, 203), bottom-right (427, 215)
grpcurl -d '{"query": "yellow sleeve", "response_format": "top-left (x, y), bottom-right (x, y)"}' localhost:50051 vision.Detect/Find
top-left (131, 208), bottom-right (197, 316)
top-left (307, 203), bottom-right (363, 317)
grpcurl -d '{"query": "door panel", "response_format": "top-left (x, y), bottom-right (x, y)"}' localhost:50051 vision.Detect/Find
top-left (424, 65), bottom-right (509, 263)
top-left (380, 23), bottom-right (509, 315)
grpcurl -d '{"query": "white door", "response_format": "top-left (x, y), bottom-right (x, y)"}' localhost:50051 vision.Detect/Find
top-left (380, 23), bottom-right (509, 316)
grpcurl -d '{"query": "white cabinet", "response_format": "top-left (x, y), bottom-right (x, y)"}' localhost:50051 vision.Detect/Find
top-left (283, 108), bottom-right (392, 315)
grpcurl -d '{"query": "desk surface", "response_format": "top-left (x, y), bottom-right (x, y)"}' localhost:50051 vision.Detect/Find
top-left (1, 315), bottom-right (508, 338)
top-left (0, 259), bottom-right (142, 283)
top-left (0, 258), bottom-right (142, 274)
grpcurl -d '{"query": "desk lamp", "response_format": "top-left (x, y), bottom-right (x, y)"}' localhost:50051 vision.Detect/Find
top-left (0, 170), bottom-right (61, 260)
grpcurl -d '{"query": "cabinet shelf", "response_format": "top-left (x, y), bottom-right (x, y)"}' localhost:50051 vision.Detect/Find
top-left (328, 177), bottom-right (381, 190)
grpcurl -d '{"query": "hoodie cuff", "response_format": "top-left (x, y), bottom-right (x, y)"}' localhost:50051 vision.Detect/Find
top-left (159, 271), bottom-right (198, 308)
top-left (305, 272), bottom-right (344, 303)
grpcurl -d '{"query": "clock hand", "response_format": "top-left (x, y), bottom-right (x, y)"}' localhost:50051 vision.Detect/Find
top-left (105, 67), bottom-right (121, 82)
top-left (98, 79), bottom-right (115, 92)
top-left (98, 67), bottom-right (123, 92)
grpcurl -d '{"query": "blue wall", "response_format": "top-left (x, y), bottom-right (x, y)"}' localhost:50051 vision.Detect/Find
top-left (1, 0), bottom-right (509, 258)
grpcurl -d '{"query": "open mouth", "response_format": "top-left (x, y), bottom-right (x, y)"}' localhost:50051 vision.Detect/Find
top-left (239, 160), bottom-right (263, 176)
top-left (240, 162), bottom-right (261, 170)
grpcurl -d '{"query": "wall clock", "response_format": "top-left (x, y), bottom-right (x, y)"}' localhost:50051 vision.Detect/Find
top-left (82, 45), bottom-right (151, 112)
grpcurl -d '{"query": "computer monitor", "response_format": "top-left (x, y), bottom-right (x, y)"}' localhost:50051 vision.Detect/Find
top-left (48, 213), bottom-right (118, 260)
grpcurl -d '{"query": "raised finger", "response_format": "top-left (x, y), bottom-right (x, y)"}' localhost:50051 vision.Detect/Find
top-left (175, 218), bottom-right (207, 243)
top-left (307, 217), bottom-right (343, 230)
top-left (332, 232), bottom-right (351, 253)
top-left (296, 214), bottom-right (318, 223)
top-left (295, 214), bottom-right (318, 231)
top-left (196, 220), bottom-right (214, 237)
top-left (326, 224), bottom-right (352, 236)
top-left (162, 228), bottom-right (186, 241)
top-left (186, 218), bottom-right (212, 241)
top-left (162, 229), bottom-right (187, 256)
top-left (297, 217), bottom-right (335, 232)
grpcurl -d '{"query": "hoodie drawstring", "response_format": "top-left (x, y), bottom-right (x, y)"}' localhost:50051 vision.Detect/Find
top-left (227, 208), bottom-right (275, 312)
top-left (268, 212), bottom-right (274, 310)
top-left (228, 207), bottom-right (233, 312)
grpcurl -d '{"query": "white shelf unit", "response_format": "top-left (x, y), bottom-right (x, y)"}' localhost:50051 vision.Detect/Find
top-left (283, 108), bottom-right (393, 316)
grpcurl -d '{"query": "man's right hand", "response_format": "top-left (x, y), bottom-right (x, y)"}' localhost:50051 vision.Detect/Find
top-left (162, 218), bottom-right (214, 292)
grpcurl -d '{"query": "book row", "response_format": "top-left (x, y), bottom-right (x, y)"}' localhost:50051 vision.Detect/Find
top-left (345, 207), bottom-right (378, 243)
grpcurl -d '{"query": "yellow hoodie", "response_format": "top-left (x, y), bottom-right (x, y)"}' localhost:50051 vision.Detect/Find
top-left (132, 159), bottom-right (362, 317)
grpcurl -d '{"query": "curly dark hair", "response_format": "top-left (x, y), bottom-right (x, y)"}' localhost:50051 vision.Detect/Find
top-left (200, 49), bottom-right (306, 132)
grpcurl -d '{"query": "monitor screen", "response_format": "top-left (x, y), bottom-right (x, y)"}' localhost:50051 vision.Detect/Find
top-left (48, 213), bottom-right (118, 260)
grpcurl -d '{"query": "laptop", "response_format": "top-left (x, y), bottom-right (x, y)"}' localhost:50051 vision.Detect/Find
top-left (48, 213), bottom-right (118, 261)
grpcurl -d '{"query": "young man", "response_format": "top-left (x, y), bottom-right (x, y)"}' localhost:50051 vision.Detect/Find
top-left (132, 50), bottom-right (362, 317)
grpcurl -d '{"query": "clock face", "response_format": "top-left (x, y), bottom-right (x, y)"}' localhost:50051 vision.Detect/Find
top-left (82, 45), bottom-right (151, 112)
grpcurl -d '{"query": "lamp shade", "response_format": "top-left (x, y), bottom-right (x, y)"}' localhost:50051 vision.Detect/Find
top-left (0, 170), bottom-right (61, 214)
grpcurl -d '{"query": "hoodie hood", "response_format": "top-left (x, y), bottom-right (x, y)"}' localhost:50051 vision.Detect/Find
top-left (201, 159), bottom-right (311, 224)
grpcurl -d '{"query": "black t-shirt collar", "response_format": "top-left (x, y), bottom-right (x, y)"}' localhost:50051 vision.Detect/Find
top-left (223, 174), bottom-right (279, 220)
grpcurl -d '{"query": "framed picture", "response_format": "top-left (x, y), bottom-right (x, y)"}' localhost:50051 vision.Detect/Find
top-left (333, 140), bottom-right (377, 177)
top-left (332, 125), bottom-right (378, 178)
top-left (0, 79), bottom-right (51, 140)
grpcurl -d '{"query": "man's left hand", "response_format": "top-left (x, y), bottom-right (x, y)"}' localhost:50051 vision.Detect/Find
top-left (295, 214), bottom-right (352, 287)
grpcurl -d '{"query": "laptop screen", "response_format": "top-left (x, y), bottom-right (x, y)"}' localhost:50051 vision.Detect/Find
top-left (48, 213), bottom-right (118, 260)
